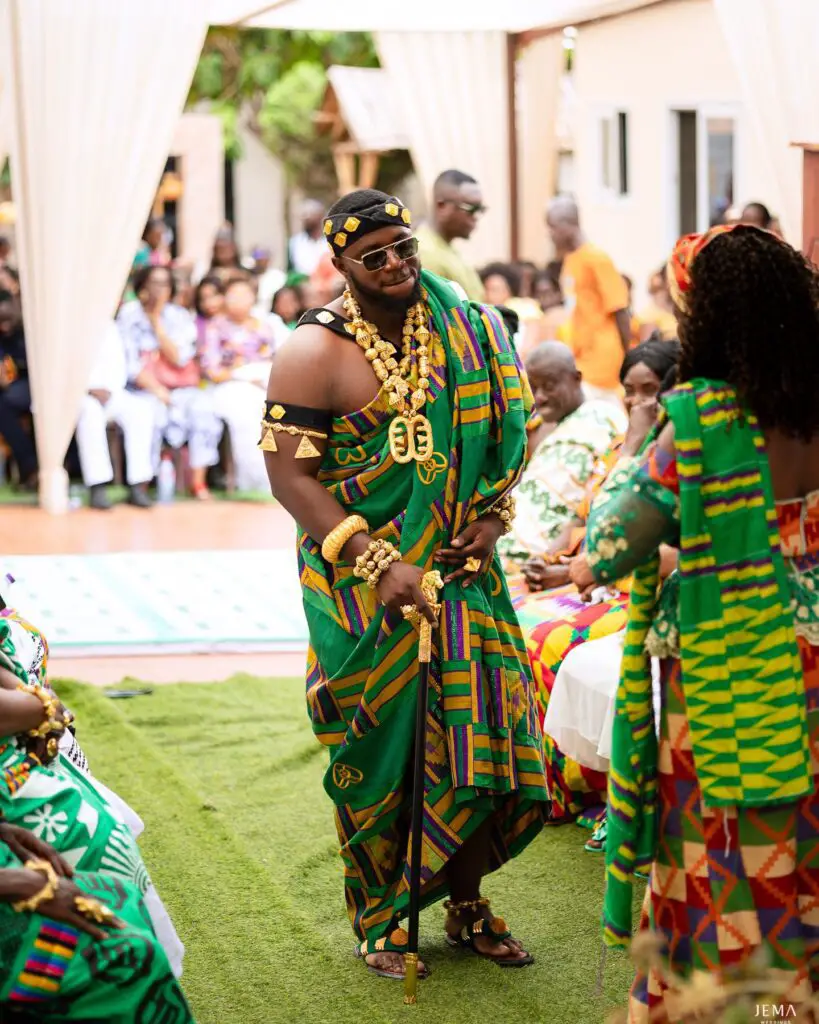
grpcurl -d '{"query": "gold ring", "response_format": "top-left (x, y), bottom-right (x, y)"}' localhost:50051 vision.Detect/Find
top-left (74, 896), bottom-right (115, 924)
top-left (401, 604), bottom-right (418, 620)
top-left (464, 557), bottom-right (482, 574)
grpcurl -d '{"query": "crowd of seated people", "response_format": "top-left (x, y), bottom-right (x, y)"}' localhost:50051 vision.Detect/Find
top-left (0, 218), bottom-right (340, 508)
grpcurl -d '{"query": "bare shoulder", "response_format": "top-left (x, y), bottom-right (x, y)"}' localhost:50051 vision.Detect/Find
top-left (267, 323), bottom-right (340, 406)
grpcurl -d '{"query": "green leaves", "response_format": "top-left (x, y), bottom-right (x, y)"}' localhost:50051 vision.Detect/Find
top-left (186, 29), bottom-right (381, 194)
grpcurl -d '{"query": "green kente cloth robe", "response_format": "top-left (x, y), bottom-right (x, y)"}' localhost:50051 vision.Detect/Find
top-left (298, 271), bottom-right (549, 942)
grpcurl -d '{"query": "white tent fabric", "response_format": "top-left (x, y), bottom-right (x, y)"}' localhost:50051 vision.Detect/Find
top-left (713, 0), bottom-right (819, 244)
top-left (376, 32), bottom-right (511, 265)
top-left (2, 0), bottom-right (210, 512)
top-left (234, 0), bottom-right (658, 32)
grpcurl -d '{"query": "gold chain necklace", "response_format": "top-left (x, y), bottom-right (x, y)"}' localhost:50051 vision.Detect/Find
top-left (343, 289), bottom-right (434, 464)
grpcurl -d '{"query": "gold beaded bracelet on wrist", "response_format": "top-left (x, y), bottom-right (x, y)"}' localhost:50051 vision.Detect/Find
top-left (494, 494), bottom-right (516, 535)
top-left (353, 539), bottom-right (401, 590)
top-left (12, 858), bottom-right (59, 913)
top-left (16, 682), bottom-right (63, 739)
top-left (321, 515), bottom-right (370, 564)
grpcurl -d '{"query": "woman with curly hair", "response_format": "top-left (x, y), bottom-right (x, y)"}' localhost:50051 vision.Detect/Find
top-left (585, 224), bottom-right (819, 1020)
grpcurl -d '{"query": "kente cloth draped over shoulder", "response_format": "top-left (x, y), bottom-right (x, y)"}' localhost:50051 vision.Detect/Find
top-left (299, 270), bottom-right (548, 943)
top-left (590, 380), bottom-right (811, 948)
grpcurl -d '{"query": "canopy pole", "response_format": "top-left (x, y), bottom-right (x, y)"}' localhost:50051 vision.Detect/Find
top-left (506, 32), bottom-right (519, 261)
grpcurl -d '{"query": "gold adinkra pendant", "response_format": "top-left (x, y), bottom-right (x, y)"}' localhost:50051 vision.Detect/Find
top-left (388, 414), bottom-right (434, 464)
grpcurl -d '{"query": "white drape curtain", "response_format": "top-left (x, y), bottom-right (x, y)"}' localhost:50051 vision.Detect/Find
top-left (2, 0), bottom-right (210, 512)
top-left (517, 32), bottom-right (564, 262)
top-left (376, 32), bottom-right (511, 266)
top-left (713, 0), bottom-right (819, 245)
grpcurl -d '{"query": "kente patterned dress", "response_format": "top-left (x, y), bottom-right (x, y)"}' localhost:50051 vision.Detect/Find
top-left (299, 271), bottom-right (549, 944)
top-left (0, 838), bottom-right (193, 1022)
top-left (587, 380), bottom-right (819, 1022)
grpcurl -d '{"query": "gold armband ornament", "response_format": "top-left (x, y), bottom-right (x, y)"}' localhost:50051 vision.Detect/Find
top-left (258, 402), bottom-right (329, 458)
top-left (353, 539), bottom-right (402, 590)
top-left (321, 515), bottom-right (370, 564)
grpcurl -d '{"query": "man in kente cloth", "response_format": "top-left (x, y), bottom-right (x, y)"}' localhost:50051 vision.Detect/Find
top-left (262, 189), bottom-right (548, 980)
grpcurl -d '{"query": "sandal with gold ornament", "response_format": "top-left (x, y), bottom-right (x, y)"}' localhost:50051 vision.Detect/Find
top-left (354, 927), bottom-right (431, 981)
top-left (444, 899), bottom-right (534, 968)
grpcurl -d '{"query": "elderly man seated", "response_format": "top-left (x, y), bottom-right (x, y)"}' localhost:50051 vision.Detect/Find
top-left (497, 341), bottom-right (626, 568)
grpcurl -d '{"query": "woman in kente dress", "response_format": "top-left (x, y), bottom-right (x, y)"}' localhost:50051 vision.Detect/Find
top-left (587, 224), bottom-right (819, 1021)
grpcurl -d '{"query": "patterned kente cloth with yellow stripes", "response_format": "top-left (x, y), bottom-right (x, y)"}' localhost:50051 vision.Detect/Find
top-left (588, 380), bottom-right (811, 949)
top-left (300, 270), bottom-right (548, 943)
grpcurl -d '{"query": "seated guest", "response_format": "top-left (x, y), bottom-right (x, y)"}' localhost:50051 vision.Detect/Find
top-left (481, 262), bottom-right (546, 359)
top-left (75, 320), bottom-right (157, 510)
top-left (119, 265), bottom-right (220, 500)
top-left (0, 291), bottom-right (36, 490)
top-left (206, 225), bottom-right (242, 283)
top-left (497, 341), bottom-right (626, 567)
top-left (199, 275), bottom-right (275, 492)
top-left (194, 275), bottom-right (225, 347)
top-left (511, 341), bottom-right (680, 834)
top-left (0, 617), bottom-right (185, 975)
top-left (268, 284), bottom-right (305, 352)
top-left (251, 246), bottom-right (285, 313)
top-left (0, 827), bottom-right (193, 1021)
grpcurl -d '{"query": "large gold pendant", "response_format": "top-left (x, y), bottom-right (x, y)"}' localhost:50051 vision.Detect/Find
top-left (389, 414), bottom-right (434, 464)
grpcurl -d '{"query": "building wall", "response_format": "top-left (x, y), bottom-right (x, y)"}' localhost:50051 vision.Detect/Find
top-left (233, 117), bottom-right (288, 270)
top-left (171, 114), bottom-right (224, 270)
top-left (572, 0), bottom-right (786, 309)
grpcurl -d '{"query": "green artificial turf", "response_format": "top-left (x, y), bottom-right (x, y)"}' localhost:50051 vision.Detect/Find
top-left (52, 676), bottom-right (644, 1024)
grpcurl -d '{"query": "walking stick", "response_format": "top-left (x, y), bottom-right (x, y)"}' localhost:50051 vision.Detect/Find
top-left (401, 570), bottom-right (443, 1006)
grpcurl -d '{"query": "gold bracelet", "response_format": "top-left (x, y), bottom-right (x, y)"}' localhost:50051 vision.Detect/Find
top-left (16, 683), bottom-right (63, 739)
top-left (321, 515), bottom-right (370, 564)
top-left (12, 858), bottom-right (59, 913)
top-left (259, 421), bottom-right (328, 459)
top-left (353, 539), bottom-right (401, 590)
top-left (490, 494), bottom-right (516, 535)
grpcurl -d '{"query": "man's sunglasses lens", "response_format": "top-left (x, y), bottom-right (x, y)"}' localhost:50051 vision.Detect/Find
top-left (362, 237), bottom-right (419, 271)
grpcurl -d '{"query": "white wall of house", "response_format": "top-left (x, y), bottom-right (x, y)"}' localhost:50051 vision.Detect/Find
top-left (233, 117), bottom-right (288, 270)
top-left (572, 0), bottom-right (792, 310)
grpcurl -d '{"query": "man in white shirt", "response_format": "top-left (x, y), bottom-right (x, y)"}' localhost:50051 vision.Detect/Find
top-left (288, 199), bottom-right (326, 277)
top-left (75, 320), bottom-right (157, 510)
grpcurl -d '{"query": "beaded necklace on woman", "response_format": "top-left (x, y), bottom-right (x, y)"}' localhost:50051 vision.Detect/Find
top-left (342, 288), bottom-right (434, 464)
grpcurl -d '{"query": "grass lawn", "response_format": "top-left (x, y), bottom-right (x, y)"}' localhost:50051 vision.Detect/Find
top-left (53, 676), bottom-right (643, 1024)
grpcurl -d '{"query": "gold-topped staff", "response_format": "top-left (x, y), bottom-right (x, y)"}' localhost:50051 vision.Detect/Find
top-left (400, 570), bottom-right (443, 1005)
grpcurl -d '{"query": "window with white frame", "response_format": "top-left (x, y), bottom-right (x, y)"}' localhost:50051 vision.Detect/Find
top-left (599, 109), bottom-right (629, 197)
top-left (673, 107), bottom-right (738, 235)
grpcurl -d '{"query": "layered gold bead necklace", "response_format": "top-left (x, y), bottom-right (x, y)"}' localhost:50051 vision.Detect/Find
top-left (343, 289), bottom-right (434, 464)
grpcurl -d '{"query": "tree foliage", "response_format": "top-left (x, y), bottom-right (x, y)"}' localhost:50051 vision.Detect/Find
top-left (187, 28), bottom-right (399, 199)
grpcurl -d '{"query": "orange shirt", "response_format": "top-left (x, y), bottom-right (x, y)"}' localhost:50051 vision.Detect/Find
top-left (560, 244), bottom-right (629, 390)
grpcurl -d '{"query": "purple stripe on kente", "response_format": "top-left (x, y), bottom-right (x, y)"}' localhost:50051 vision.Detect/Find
top-left (451, 307), bottom-right (486, 371)
top-left (702, 485), bottom-right (764, 509)
top-left (489, 666), bottom-right (505, 727)
top-left (681, 540), bottom-right (711, 555)
top-left (702, 467), bottom-right (760, 489)
top-left (456, 725), bottom-right (470, 783)
top-left (446, 601), bottom-right (467, 661)
top-left (341, 587), bottom-right (365, 634)
top-left (721, 576), bottom-right (777, 596)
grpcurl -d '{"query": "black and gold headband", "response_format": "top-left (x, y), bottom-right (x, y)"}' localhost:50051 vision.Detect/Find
top-left (324, 196), bottom-right (412, 257)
